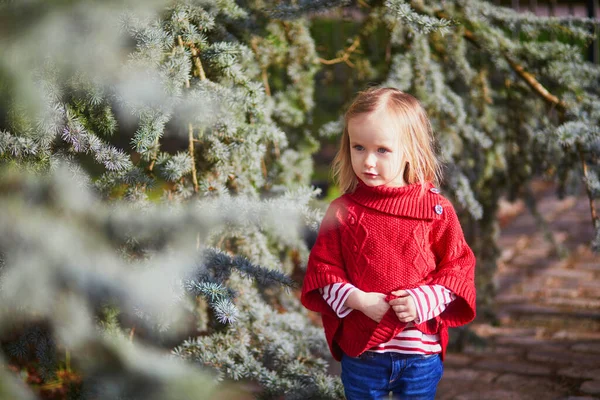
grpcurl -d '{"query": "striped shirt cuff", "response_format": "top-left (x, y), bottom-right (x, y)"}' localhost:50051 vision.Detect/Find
top-left (319, 282), bottom-right (358, 318)
top-left (406, 285), bottom-right (456, 324)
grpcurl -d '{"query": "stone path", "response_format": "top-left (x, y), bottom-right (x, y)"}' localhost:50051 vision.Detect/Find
top-left (438, 187), bottom-right (600, 400)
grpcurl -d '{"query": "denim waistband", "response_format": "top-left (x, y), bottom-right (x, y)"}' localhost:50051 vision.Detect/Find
top-left (356, 351), bottom-right (439, 360)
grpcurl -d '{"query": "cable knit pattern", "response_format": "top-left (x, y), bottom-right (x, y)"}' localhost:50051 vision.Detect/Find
top-left (300, 181), bottom-right (476, 361)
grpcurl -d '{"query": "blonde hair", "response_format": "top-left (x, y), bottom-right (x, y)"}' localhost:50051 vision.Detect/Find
top-left (332, 87), bottom-right (442, 194)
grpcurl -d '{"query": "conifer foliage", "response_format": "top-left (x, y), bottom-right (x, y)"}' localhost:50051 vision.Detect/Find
top-left (1, 0), bottom-right (599, 399)
top-left (0, 0), bottom-right (339, 398)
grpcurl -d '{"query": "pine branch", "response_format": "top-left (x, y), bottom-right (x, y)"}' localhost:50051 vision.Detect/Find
top-left (202, 248), bottom-right (297, 289)
top-left (385, 0), bottom-right (455, 35)
top-left (148, 135), bottom-right (160, 172)
top-left (250, 36), bottom-right (271, 97)
top-left (503, 56), bottom-right (568, 112)
top-left (188, 123), bottom-right (198, 192)
top-left (318, 36), bottom-right (360, 68)
top-left (178, 35), bottom-right (199, 193)
top-left (187, 40), bottom-right (206, 194)
top-left (189, 43), bottom-right (207, 81)
top-left (578, 143), bottom-right (600, 228)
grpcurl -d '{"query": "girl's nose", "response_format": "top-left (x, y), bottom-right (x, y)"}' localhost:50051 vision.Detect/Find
top-left (364, 153), bottom-right (376, 168)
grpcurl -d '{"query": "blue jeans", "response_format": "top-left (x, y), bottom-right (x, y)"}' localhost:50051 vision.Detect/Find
top-left (341, 352), bottom-right (443, 400)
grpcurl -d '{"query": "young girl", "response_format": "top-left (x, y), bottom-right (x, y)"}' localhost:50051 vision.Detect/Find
top-left (301, 87), bottom-right (476, 400)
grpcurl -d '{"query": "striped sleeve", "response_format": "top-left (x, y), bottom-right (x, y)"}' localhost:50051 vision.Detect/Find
top-left (406, 285), bottom-right (456, 324)
top-left (319, 283), bottom-right (358, 318)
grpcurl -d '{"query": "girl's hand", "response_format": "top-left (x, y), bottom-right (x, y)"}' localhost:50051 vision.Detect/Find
top-left (358, 292), bottom-right (390, 322)
top-left (389, 290), bottom-right (418, 323)
top-left (345, 290), bottom-right (390, 322)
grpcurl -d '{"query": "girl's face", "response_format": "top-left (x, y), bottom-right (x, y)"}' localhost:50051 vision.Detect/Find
top-left (348, 110), bottom-right (406, 188)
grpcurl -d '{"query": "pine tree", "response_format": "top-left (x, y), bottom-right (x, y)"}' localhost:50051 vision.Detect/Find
top-left (0, 0), bottom-right (342, 398)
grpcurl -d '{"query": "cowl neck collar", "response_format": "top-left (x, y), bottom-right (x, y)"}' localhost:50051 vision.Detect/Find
top-left (346, 180), bottom-right (443, 219)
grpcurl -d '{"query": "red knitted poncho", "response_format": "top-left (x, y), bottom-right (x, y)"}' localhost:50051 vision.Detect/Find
top-left (301, 181), bottom-right (476, 361)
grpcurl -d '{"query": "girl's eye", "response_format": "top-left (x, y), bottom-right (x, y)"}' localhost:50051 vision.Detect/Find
top-left (353, 145), bottom-right (364, 151)
top-left (377, 148), bottom-right (389, 154)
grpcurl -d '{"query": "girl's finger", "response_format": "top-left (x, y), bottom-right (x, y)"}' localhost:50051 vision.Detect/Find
top-left (391, 289), bottom-right (409, 297)
top-left (389, 297), bottom-right (408, 306)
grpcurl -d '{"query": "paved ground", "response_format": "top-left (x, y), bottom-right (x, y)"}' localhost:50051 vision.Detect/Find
top-left (438, 187), bottom-right (600, 400)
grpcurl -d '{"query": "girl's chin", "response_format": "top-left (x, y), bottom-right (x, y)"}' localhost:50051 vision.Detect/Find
top-left (361, 177), bottom-right (406, 188)
top-left (362, 179), bottom-right (384, 187)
